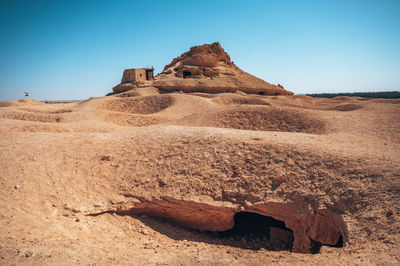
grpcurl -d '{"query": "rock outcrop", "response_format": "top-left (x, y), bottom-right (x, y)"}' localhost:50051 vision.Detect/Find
top-left (112, 197), bottom-right (347, 254)
top-left (112, 42), bottom-right (293, 95)
top-left (154, 42), bottom-right (293, 95)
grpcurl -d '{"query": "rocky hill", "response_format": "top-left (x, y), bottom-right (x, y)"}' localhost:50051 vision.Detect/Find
top-left (113, 42), bottom-right (293, 95)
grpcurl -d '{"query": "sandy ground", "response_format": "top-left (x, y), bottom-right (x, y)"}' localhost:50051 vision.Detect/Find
top-left (0, 92), bottom-right (399, 265)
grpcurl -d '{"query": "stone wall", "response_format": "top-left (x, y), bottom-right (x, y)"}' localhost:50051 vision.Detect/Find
top-left (121, 69), bottom-right (148, 83)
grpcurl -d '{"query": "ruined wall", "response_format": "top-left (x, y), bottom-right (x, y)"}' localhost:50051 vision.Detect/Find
top-left (134, 69), bottom-right (147, 82)
top-left (121, 69), bottom-right (148, 83)
top-left (121, 69), bottom-right (135, 83)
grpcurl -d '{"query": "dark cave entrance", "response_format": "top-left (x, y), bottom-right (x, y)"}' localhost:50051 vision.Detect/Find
top-left (115, 206), bottom-right (346, 253)
top-left (117, 200), bottom-right (346, 253)
top-left (308, 234), bottom-right (344, 253)
top-left (215, 212), bottom-right (294, 251)
top-left (183, 71), bottom-right (191, 78)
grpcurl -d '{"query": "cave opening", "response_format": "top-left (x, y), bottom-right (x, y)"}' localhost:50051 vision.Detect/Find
top-left (214, 212), bottom-right (294, 251)
top-left (183, 71), bottom-right (191, 78)
top-left (115, 200), bottom-right (346, 253)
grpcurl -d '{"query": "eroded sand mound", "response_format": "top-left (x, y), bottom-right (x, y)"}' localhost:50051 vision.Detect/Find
top-left (102, 95), bottom-right (175, 114)
top-left (0, 110), bottom-right (65, 123)
top-left (183, 106), bottom-right (325, 134)
top-left (0, 99), bottom-right (44, 107)
top-left (0, 93), bottom-right (399, 264)
top-left (330, 103), bottom-right (363, 111)
top-left (213, 95), bottom-right (271, 106)
top-left (102, 112), bottom-right (164, 127)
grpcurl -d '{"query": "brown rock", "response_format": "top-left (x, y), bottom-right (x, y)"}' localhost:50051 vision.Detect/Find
top-left (101, 155), bottom-right (111, 161)
top-left (118, 197), bottom-right (347, 253)
top-left (153, 42), bottom-right (293, 95)
top-left (112, 83), bottom-right (137, 94)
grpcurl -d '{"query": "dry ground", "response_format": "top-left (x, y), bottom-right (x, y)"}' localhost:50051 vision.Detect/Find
top-left (0, 91), bottom-right (399, 265)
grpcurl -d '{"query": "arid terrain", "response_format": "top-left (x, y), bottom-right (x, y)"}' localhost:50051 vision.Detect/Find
top-left (0, 91), bottom-right (399, 265)
top-left (0, 41), bottom-right (399, 266)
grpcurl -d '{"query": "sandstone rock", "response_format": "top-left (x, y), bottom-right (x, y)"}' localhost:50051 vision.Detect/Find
top-left (153, 42), bottom-right (293, 95)
top-left (119, 197), bottom-right (347, 253)
top-left (112, 83), bottom-right (137, 94)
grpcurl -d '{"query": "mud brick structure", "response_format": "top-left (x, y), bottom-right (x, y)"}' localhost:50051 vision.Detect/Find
top-left (121, 68), bottom-right (154, 83)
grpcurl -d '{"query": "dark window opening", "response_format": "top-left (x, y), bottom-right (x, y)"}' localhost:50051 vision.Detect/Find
top-left (145, 69), bottom-right (154, 80)
top-left (258, 91), bottom-right (266, 95)
top-left (139, 73), bottom-right (142, 77)
top-left (183, 71), bottom-right (191, 78)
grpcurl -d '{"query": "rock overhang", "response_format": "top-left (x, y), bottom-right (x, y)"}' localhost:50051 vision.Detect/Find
top-left (106, 196), bottom-right (347, 254)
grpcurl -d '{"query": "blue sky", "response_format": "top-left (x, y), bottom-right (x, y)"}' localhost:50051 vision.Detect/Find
top-left (0, 0), bottom-right (399, 101)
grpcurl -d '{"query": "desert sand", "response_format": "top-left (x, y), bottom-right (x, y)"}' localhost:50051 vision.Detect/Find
top-left (0, 89), bottom-right (399, 265)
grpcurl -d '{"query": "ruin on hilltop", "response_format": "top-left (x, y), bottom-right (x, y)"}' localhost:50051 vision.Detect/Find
top-left (121, 68), bottom-right (154, 83)
top-left (112, 42), bottom-right (293, 96)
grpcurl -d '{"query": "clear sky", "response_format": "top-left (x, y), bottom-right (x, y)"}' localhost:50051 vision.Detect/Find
top-left (0, 0), bottom-right (399, 101)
